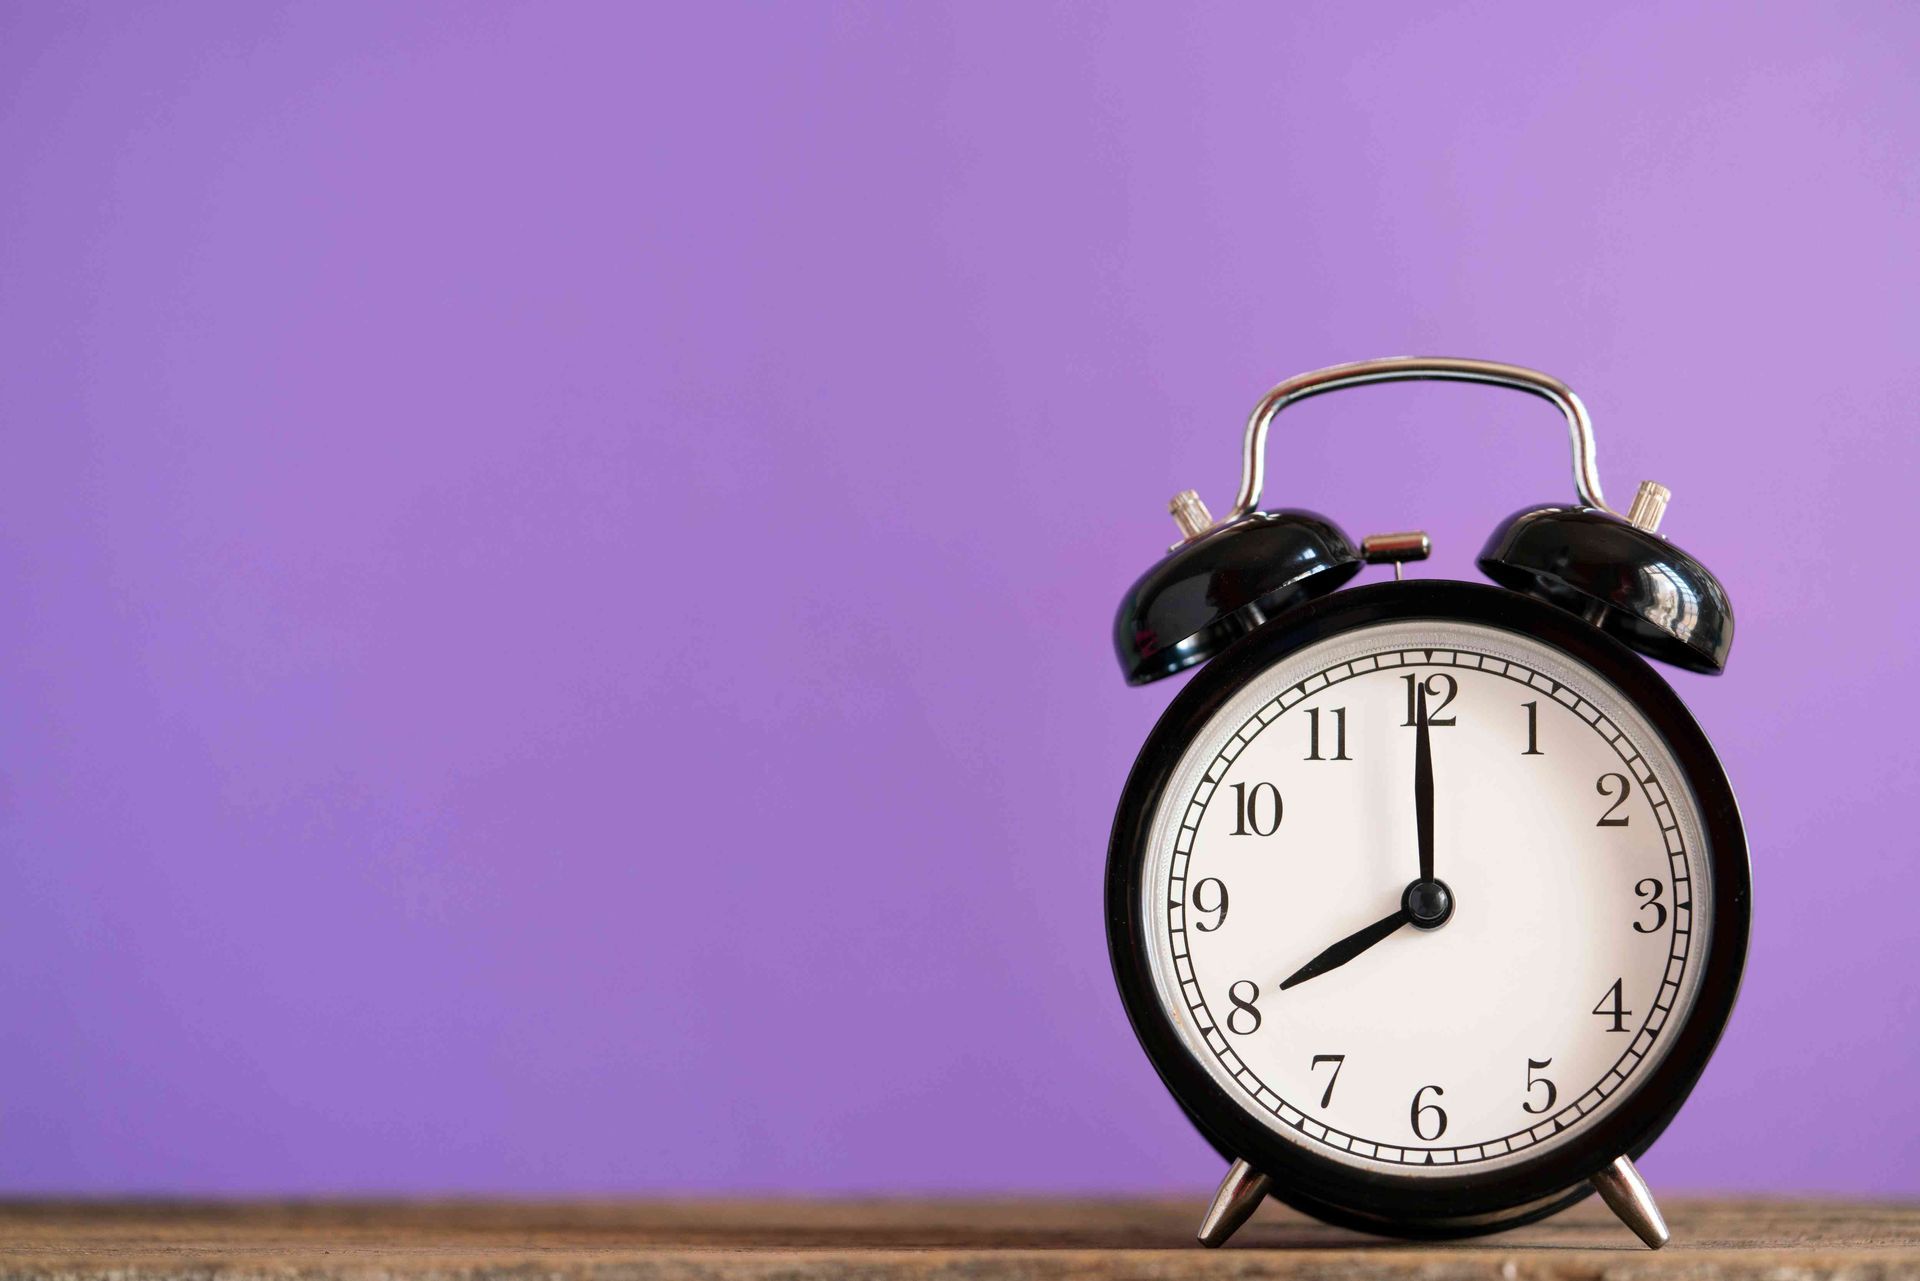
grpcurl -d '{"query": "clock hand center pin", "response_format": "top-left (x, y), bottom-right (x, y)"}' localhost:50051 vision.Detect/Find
top-left (1402, 876), bottom-right (1454, 929)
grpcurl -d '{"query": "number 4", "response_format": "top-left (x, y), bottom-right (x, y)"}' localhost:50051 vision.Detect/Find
top-left (1593, 978), bottom-right (1633, 1032)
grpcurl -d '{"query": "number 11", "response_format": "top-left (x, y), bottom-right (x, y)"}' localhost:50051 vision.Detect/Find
top-left (1306, 707), bottom-right (1350, 761)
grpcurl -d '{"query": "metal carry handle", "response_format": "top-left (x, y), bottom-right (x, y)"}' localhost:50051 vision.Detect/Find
top-left (1227, 356), bottom-right (1625, 522)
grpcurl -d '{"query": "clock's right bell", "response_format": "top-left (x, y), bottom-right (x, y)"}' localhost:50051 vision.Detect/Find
top-left (1478, 502), bottom-right (1734, 674)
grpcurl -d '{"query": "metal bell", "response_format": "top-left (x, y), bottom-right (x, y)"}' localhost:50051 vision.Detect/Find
top-left (1113, 499), bottom-right (1360, 685)
top-left (1478, 502), bottom-right (1734, 674)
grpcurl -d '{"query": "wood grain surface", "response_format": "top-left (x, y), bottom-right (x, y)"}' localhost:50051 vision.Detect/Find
top-left (0, 1197), bottom-right (1915, 1279)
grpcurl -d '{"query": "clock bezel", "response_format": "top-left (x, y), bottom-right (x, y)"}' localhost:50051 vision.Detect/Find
top-left (1106, 579), bottom-right (1750, 1229)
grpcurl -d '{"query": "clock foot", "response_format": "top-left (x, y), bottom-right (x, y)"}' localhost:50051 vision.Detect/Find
top-left (1196, 1158), bottom-right (1271, 1248)
top-left (1591, 1155), bottom-right (1669, 1249)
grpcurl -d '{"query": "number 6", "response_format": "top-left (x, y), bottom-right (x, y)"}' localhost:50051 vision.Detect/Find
top-left (1410, 1084), bottom-right (1447, 1140)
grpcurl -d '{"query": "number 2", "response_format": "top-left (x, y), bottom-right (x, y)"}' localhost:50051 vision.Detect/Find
top-left (1596, 772), bottom-right (1633, 826)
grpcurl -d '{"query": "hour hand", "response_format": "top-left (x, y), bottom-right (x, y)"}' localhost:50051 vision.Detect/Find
top-left (1278, 907), bottom-right (1412, 990)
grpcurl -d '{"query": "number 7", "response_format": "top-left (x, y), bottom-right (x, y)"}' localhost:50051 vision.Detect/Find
top-left (1311, 1054), bottom-right (1345, 1108)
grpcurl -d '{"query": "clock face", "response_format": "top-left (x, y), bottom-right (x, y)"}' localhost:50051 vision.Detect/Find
top-left (1140, 616), bottom-right (1716, 1175)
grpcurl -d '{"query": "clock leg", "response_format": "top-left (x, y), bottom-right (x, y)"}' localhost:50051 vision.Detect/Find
top-left (1196, 1158), bottom-right (1271, 1248)
top-left (1591, 1155), bottom-right (1670, 1249)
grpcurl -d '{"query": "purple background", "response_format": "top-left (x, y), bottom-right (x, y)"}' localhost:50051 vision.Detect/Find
top-left (2, 2), bottom-right (1916, 1196)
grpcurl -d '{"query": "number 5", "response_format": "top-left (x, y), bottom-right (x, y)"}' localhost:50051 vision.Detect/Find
top-left (1523, 1057), bottom-right (1557, 1114)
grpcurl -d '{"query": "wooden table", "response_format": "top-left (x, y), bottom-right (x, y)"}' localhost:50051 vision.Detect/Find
top-left (1, 1198), bottom-right (1915, 1279)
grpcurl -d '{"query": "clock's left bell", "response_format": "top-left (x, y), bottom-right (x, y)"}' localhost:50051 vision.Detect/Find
top-left (1113, 492), bottom-right (1360, 685)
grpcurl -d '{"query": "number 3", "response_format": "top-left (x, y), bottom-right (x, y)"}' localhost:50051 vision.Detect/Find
top-left (1633, 877), bottom-right (1667, 933)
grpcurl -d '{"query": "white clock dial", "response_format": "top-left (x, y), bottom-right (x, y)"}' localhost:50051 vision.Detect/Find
top-left (1143, 618), bottom-right (1714, 1174)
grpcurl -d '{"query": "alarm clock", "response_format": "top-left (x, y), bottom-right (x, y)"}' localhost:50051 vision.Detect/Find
top-left (1107, 358), bottom-right (1748, 1249)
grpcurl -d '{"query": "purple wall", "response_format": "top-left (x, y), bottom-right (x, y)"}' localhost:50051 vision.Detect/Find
top-left (1, 2), bottom-right (1916, 1195)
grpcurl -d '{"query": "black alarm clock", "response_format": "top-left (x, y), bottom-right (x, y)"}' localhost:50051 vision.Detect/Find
top-left (1107, 358), bottom-right (1748, 1249)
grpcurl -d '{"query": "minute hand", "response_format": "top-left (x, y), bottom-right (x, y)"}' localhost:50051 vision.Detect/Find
top-left (1415, 682), bottom-right (1435, 883)
top-left (1278, 907), bottom-right (1412, 990)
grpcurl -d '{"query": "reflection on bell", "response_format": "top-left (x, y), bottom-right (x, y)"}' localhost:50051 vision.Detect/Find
top-left (1478, 506), bottom-right (1733, 674)
top-left (1113, 509), bottom-right (1360, 685)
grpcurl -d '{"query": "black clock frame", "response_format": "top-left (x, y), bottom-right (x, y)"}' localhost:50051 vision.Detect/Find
top-left (1106, 579), bottom-right (1750, 1237)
